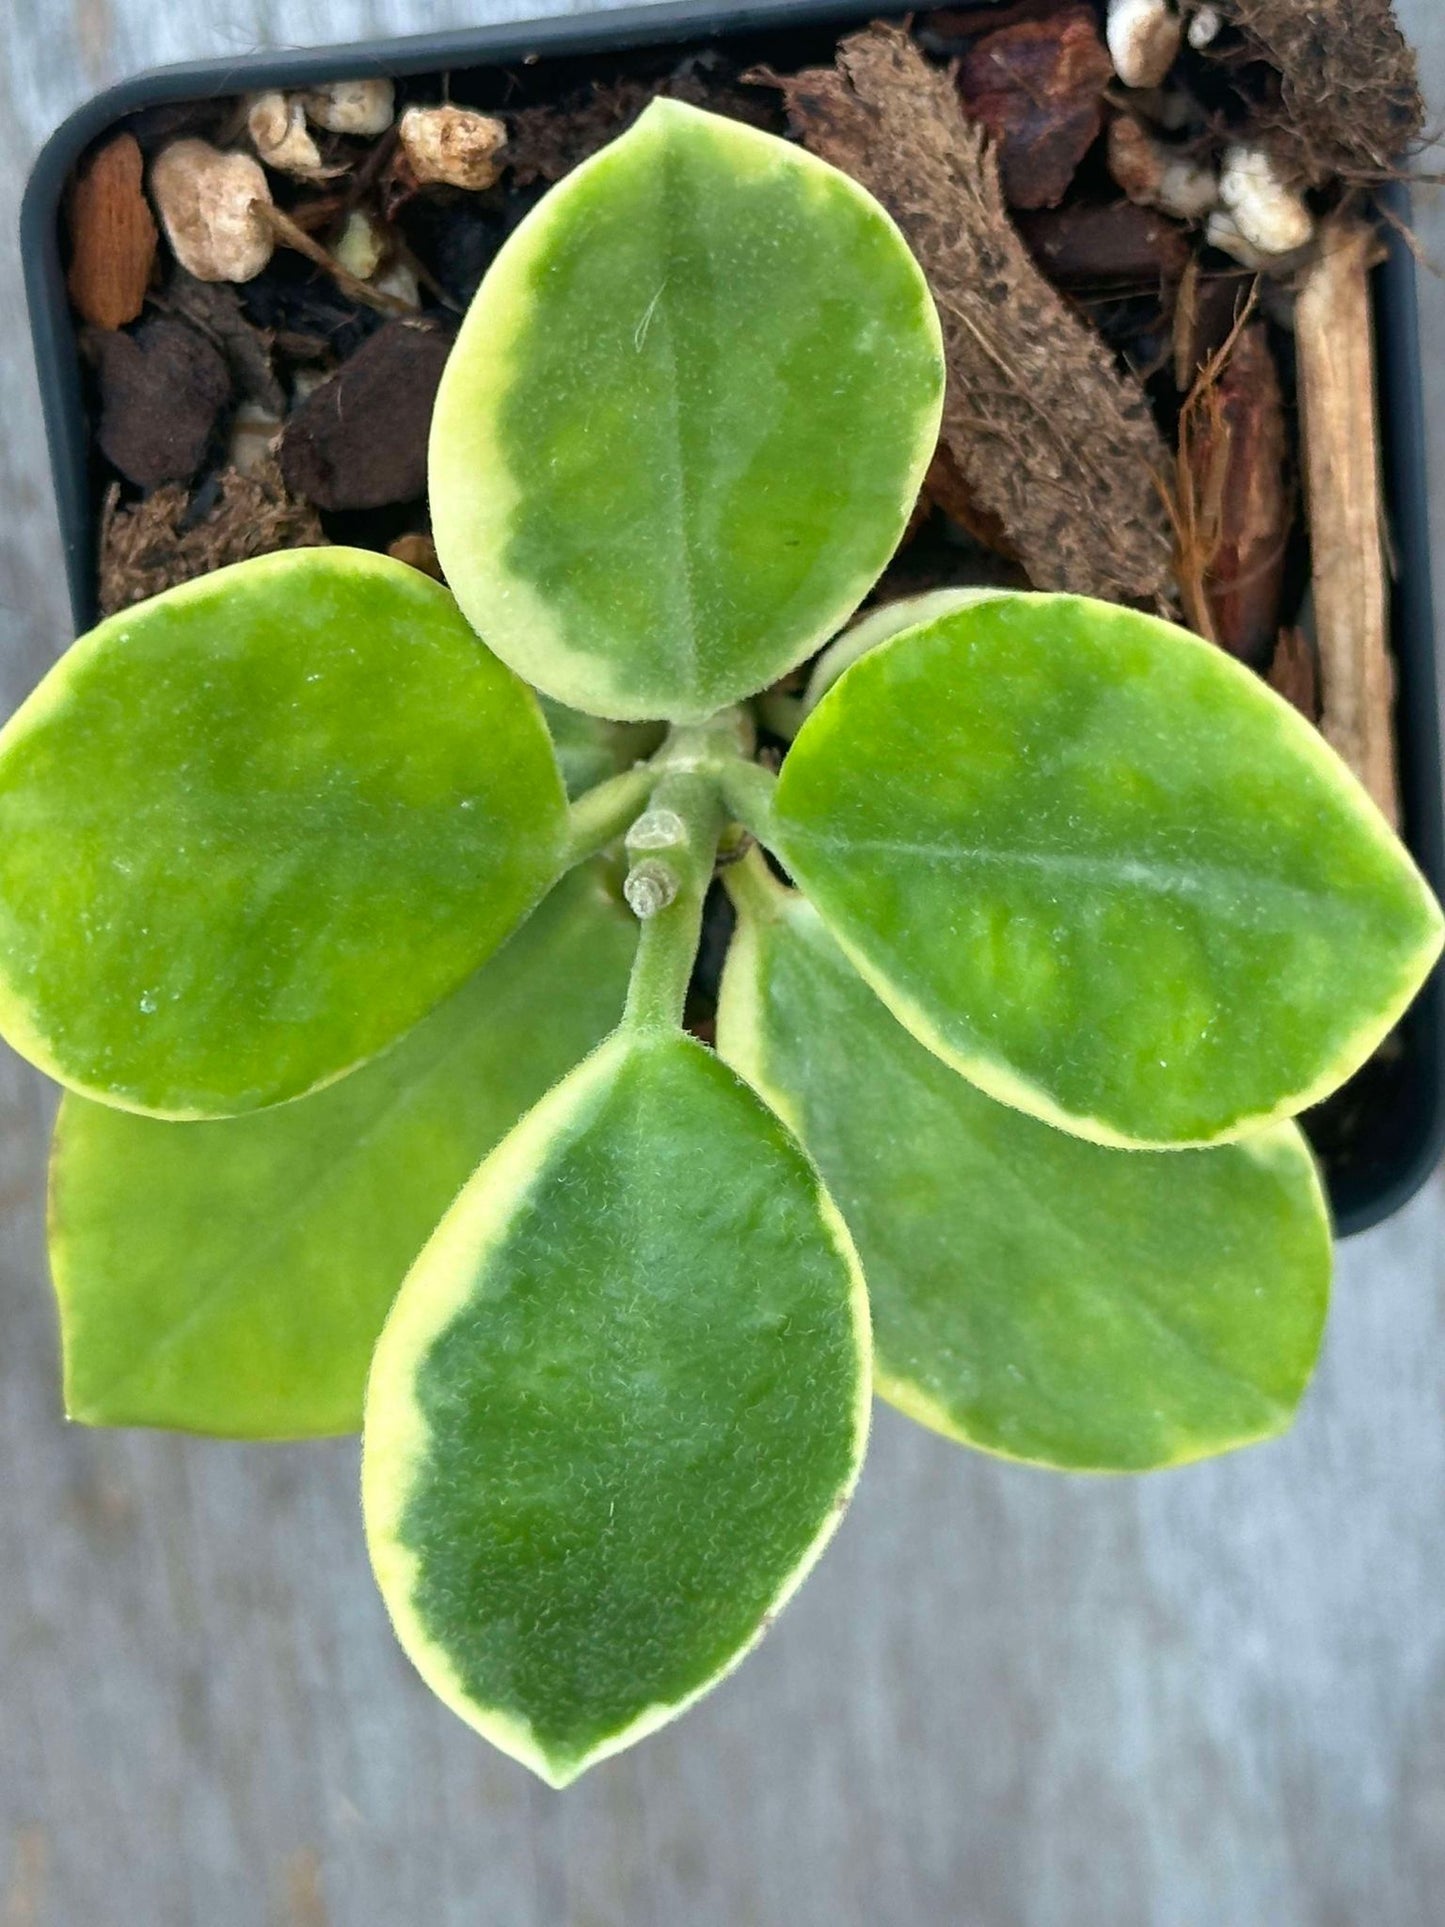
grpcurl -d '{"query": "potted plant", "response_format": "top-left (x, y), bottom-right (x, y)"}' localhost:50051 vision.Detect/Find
top-left (15, 0), bottom-right (1443, 1788)
top-left (25, 0), bottom-right (1445, 1233)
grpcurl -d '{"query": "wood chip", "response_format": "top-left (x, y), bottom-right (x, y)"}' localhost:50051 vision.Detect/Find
top-left (1294, 218), bottom-right (1399, 824)
top-left (1018, 200), bottom-right (1191, 289)
top-left (1267, 626), bottom-right (1319, 722)
top-left (919, 2), bottom-right (1069, 49)
top-left (957, 5), bottom-right (1113, 210)
top-left (1175, 317), bottom-right (1289, 665)
top-left (1172, 257), bottom-right (1245, 392)
top-left (66, 134), bottom-right (158, 330)
top-left (98, 459), bottom-right (326, 615)
top-left (759, 24), bottom-right (1174, 604)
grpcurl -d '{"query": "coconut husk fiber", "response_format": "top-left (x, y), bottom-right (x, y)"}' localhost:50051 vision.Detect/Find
top-left (758, 23), bottom-right (1174, 605)
top-left (98, 460), bottom-right (326, 615)
top-left (1212, 0), bottom-right (1423, 183)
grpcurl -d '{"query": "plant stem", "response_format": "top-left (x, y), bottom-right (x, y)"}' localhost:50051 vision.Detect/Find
top-left (754, 691), bottom-right (805, 742)
top-left (566, 712), bottom-right (777, 1033)
top-left (715, 758), bottom-right (779, 848)
top-left (622, 766), bottom-right (726, 1033)
top-left (562, 764), bottom-right (657, 868)
top-left (722, 844), bottom-right (789, 924)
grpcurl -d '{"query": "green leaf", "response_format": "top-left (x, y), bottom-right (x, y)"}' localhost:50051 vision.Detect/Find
top-left (48, 863), bottom-right (636, 1439)
top-left (718, 865), bottom-right (1333, 1472)
top-left (0, 548), bottom-right (567, 1116)
top-left (430, 98), bottom-right (944, 724)
top-left (362, 1027), bottom-right (869, 1786)
top-left (770, 593), bottom-right (1444, 1147)
top-left (801, 585), bottom-right (1010, 715)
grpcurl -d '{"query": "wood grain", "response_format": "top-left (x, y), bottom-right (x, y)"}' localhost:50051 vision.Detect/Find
top-left (1296, 218), bottom-right (1400, 826)
top-left (2, 3), bottom-right (1445, 1923)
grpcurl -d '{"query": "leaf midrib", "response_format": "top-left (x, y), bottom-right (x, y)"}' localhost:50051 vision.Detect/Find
top-left (791, 829), bottom-right (1353, 919)
top-left (648, 149), bottom-right (701, 701)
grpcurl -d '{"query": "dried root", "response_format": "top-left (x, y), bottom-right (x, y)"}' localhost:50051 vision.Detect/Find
top-left (1207, 0), bottom-right (1423, 184)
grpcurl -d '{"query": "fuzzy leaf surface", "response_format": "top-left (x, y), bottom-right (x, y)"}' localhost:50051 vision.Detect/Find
top-left (719, 877), bottom-right (1332, 1470)
top-left (363, 1028), bottom-right (869, 1785)
top-left (430, 98), bottom-right (944, 723)
top-left (0, 549), bottom-right (566, 1116)
top-left (771, 593), bottom-right (1443, 1147)
top-left (48, 864), bottom-right (635, 1439)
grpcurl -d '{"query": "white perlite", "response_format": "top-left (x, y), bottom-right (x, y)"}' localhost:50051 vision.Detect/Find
top-left (398, 105), bottom-right (508, 190)
top-left (301, 78), bottom-right (395, 135)
top-left (1219, 145), bottom-right (1315, 256)
top-left (149, 139), bottom-right (274, 283)
top-left (1106, 0), bottom-right (1183, 89)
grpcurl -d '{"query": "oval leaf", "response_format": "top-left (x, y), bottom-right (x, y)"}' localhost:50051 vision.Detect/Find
top-left (0, 548), bottom-right (567, 1115)
top-left (49, 864), bottom-right (636, 1439)
top-left (363, 1028), bottom-right (869, 1785)
top-left (718, 871), bottom-right (1333, 1471)
top-left (771, 593), bottom-right (1444, 1147)
top-left (430, 98), bottom-right (944, 723)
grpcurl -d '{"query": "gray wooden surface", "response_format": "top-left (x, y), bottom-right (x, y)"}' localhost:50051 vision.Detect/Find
top-left (4, 3), bottom-right (1445, 1922)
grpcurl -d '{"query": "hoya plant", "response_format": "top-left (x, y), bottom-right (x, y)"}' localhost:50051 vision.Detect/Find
top-left (6, 102), bottom-right (1440, 1787)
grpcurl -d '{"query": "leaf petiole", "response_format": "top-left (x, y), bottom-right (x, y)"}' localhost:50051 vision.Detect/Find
top-left (715, 758), bottom-right (779, 850)
top-left (565, 714), bottom-right (781, 1031)
top-left (721, 843), bottom-right (789, 925)
top-left (754, 691), bottom-right (806, 742)
top-left (561, 764), bottom-right (657, 869)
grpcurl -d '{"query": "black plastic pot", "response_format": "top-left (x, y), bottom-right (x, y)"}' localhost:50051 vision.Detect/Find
top-left (19, 0), bottom-right (1445, 1234)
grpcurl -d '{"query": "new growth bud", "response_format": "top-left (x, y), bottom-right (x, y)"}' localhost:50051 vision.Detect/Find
top-left (624, 859), bottom-right (680, 920)
top-left (626, 807), bottom-right (688, 853)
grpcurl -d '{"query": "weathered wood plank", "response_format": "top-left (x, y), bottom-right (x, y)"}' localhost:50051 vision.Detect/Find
top-left (2, 3), bottom-right (1445, 1923)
